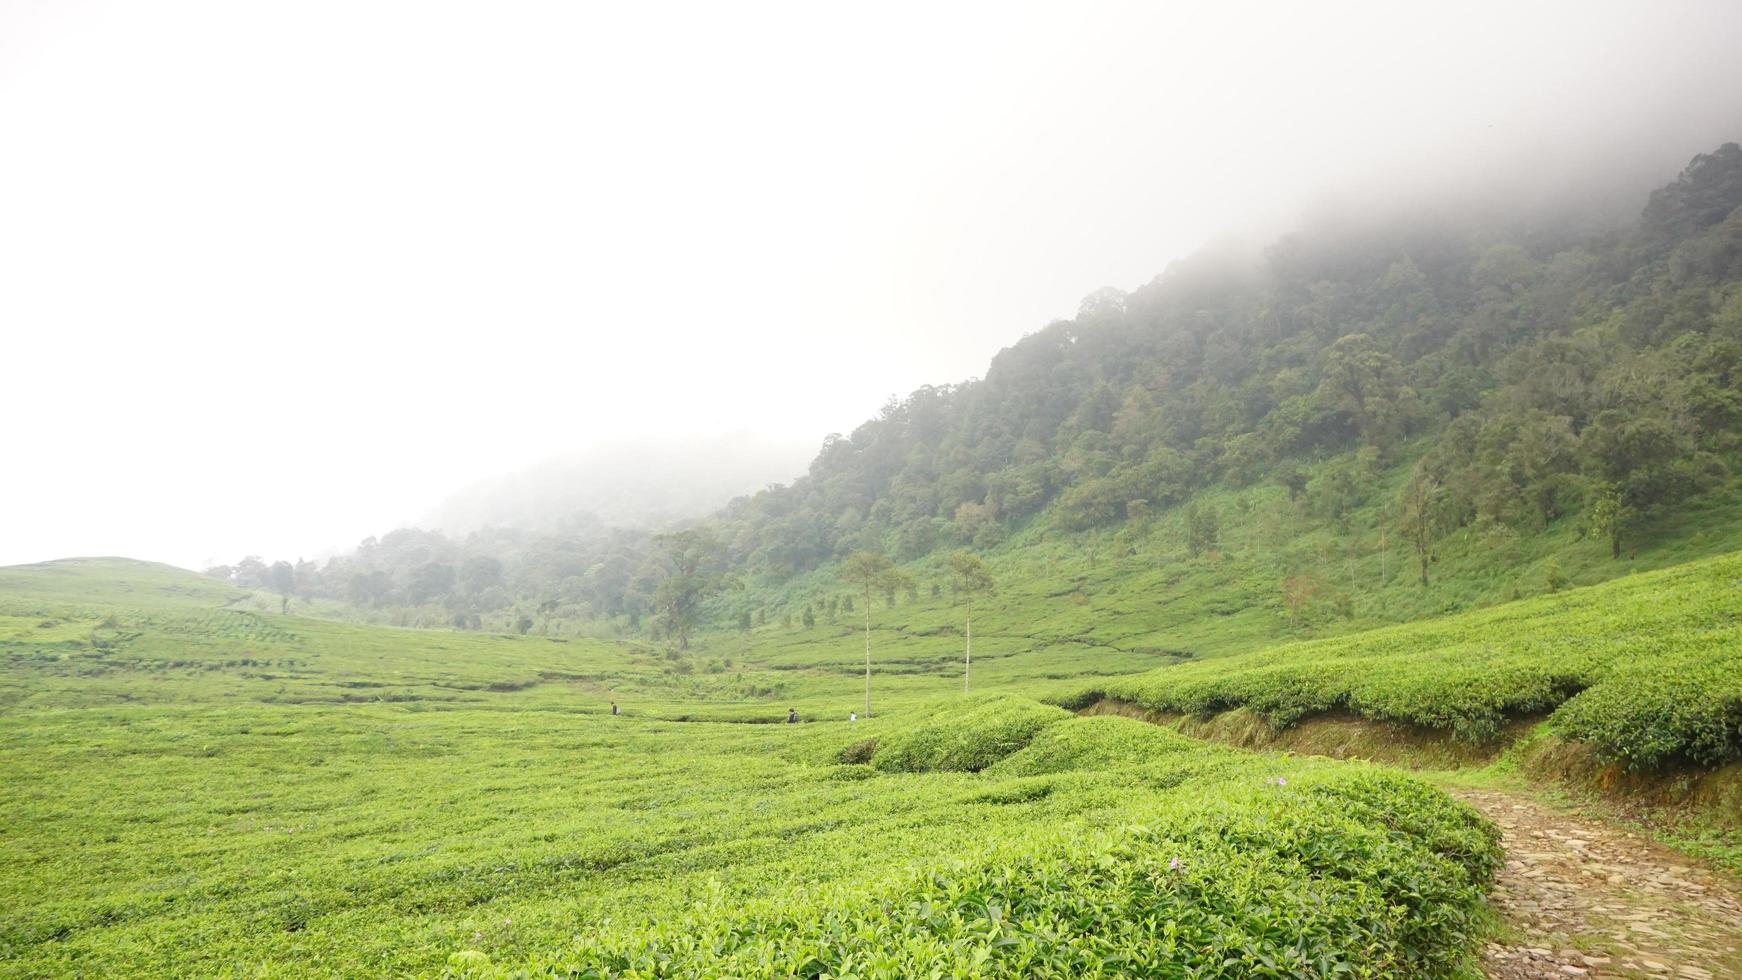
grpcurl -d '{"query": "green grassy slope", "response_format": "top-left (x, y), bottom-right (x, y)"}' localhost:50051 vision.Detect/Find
top-left (0, 557), bottom-right (245, 611)
top-left (698, 462), bottom-right (1742, 687)
top-left (1071, 548), bottom-right (1742, 771)
top-left (0, 557), bottom-right (1145, 720)
top-left (0, 559), bottom-right (1500, 978)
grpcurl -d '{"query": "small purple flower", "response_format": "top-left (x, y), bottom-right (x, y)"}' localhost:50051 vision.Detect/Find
top-left (1276, 776), bottom-right (1287, 786)
top-left (1168, 857), bottom-right (1181, 871)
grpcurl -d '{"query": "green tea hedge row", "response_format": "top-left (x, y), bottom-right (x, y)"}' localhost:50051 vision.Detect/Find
top-left (513, 767), bottom-right (1499, 979)
top-left (985, 715), bottom-right (1200, 777)
top-left (1549, 651), bottom-right (1742, 767)
top-left (867, 694), bottom-right (1071, 773)
top-left (1079, 552), bottom-right (1742, 768)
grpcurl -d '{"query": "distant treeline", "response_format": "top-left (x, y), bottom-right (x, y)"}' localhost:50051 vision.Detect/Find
top-left (214, 142), bottom-right (1742, 635)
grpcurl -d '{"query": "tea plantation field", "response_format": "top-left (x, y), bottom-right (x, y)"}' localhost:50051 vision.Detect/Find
top-left (0, 559), bottom-right (1507, 977)
top-left (1076, 550), bottom-right (1742, 770)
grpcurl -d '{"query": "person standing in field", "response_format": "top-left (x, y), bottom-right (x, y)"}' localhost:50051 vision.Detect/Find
top-left (610, 701), bottom-right (620, 716)
top-left (849, 711), bottom-right (857, 722)
top-left (786, 707), bottom-right (799, 723)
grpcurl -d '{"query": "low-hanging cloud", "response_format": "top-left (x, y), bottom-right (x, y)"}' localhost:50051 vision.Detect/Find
top-left (3, 0), bottom-right (1741, 568)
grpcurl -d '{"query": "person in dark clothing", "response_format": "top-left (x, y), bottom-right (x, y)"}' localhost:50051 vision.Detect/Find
top-left (786, 708), bottom-right (798, 724)
top-left (610, 702), bottom-right (620, 716)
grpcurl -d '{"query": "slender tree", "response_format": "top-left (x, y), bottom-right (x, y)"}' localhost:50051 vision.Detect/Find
top-left (1183, 503), bottom-right (1220, 558)
top-left (841, 550), bottom-right (909, 718)
top-left (1584, 481), bottom-right (1633, 559)
top-left (947, 551), bottom-right (994, 693)
top-left (1399, 467), bottom-right (1442, 586)
top-left (268, 561), bottom-right (296, 614)
top-left (652, 529), bottom-right (735, 650)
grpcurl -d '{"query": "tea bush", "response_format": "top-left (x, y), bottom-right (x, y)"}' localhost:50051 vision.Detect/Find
top-left (0, 557), bottom-right (1507, 976)
top-left (523, 768), bottom-right (1499, 979)
top-left (868, 694), bottom-right (1070, 773)
top-left (1086, 551), bottom-right (1742, 767)
top-left (1549, 651), bottom-right (1742, 767)
top-left (985, 714), bottom-right (1198, 777)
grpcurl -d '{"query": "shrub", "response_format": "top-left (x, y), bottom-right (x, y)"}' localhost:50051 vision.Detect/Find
top-left (529, 765), bottom-right (1499, 979)
top-left (1082, 551), bottom-right (1742, 767)
top-left (985, 715), bottom-right (1197, 777)
top-left (870, 695), bottom-right (1070, 773)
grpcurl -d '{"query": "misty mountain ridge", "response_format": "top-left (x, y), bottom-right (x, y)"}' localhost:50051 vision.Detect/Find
top-left (220, 138), bottom-right (1742, 646)
top-left (423, 433), bottom-right (816, 535)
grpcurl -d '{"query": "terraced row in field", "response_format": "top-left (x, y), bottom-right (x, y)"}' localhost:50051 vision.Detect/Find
top-left (1068, 551), bottom-right (1742, 769)
top-left (2, 696), bottom-right (1499, 978)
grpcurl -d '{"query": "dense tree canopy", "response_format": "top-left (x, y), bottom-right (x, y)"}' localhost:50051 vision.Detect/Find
top-left (217, 142), bottom-right (1742, 637)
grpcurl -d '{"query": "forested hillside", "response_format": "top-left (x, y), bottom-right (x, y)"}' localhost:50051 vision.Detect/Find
top-left (722, 143), bottom-right (1742, 570)
top-left (220, 142), bottom-right (1742, 639)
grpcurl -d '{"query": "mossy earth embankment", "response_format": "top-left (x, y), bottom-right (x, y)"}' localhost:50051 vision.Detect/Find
top-left (1060, 550), bottom-right (1742, 796)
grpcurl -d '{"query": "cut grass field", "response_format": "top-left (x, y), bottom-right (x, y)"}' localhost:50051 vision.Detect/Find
top-left (0, 559), bottom-right (1508, 977)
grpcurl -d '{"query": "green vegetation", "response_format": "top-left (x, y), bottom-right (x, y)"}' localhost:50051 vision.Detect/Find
top-left (1076, 549), bottom-right (1742, 769)
top-left (525, 764), bottom-right (1497, 979)
top-left (13, 138), bottom-right (1742, 978)
top-left (948, 550), bottom-right (994, 693)
top-left (211, 142), bottom-right (1742, 666)
top-left (985, 715), bottom-right (1202, 777)
top-left (861, 694), bottom-right (1067, 773)
top-left (1, 558), bottom-right (1503, 977)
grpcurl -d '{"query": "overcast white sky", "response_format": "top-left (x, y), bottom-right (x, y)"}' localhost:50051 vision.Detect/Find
top-left (4, 0), bottom-right (1742, 570)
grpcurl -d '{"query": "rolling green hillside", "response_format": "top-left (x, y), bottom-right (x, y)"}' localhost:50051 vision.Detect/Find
top-left (0, 558), bottom-right (1157, 719)
top-left (0, 558), bottom-right (244, 611)
top-left (0, 559), bottom-right (1502, 977)
top-left (11, 540), bottom-right (1742, 976)
top-left (714, 461), bottom-right (1742, 677)
top-left (223, 140), bottom-right (1742, 673)
top-left (14, 137), bottom-right (1742, 979)
top-left (1068, 548), bottom-right (1742, 770)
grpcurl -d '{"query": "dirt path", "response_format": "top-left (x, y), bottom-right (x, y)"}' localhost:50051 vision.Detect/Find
top-left (1451, 788), bottom-right (1742, 979)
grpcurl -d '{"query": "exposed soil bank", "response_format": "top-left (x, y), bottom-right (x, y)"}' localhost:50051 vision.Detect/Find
top-left (1079, 698), bottom-right (1742, 832)
top-left (1080, 698), bottom-right (1742, 978)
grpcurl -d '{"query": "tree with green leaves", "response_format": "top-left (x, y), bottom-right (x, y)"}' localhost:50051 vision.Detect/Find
top-left (652, 529), bottom-right (736, 650)
top-left (1400, 467), bottom-right (1443, 586)
top-left (1315, 332), bottom-right (1411, 446)
top-left (1583, 481), bottom-right (1633, 559)
top-left (407, 562), bottom-right (455, 605)
top-left (841, 550), bottom-right (910, 718)
top-left (1183, 503), bottom-right (1219, 558)
top-left (947, 551), bottom-right (994, 693)
top-left (268, 560), bottom-right (296, 614)
top-left (459, 555), bottom-right (504, 595)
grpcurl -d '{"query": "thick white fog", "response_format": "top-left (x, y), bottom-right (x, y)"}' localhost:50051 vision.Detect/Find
top-left (3, 0), bottom-right (1741, 569)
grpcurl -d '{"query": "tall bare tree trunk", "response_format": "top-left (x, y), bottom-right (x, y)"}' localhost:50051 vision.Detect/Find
top-left (863, 585), bottom-right (872, 719)
top-left (1379, 528), bottom-right (1388, 584)
top-left (963, 603), bottom-right (972, 694)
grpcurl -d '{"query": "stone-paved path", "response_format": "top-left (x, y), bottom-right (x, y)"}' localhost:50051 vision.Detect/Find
top-left (1452, 788), bottom-right (1742, 979)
